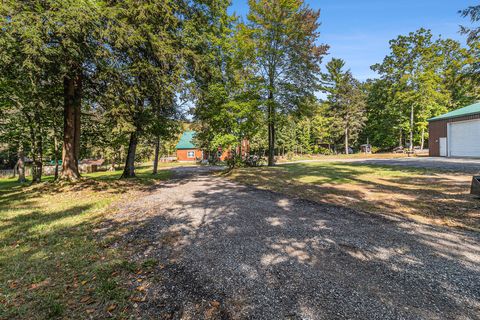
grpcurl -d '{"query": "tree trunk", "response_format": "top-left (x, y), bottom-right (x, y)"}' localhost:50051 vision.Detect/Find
top-left (345, 127), bottom-right (349, 154)
top-left (121, 129), bottom-right (138, 178)
top-left (32, 128), bottom-right (43, 183)
top-left (409, 104), bottom-right (414, 152)
top-left (54, 135), bottom-right (59, 180)
top-left (17, 147), bottom-right (26, 183)
top-left (61, 73), bottom-right (81, 181)
top-left (399, 127), bottom-right (403, 147)
top-left (74, 74), bottom-right (82, 161)
top-left (238, 139), bottom-right (243, 161)
top-left (153, 135), bottom-right (160, 174)
top-left (267, 90), bottom-right (275, 166)
top-left (420, 127), bottom-right (425, 150)
top-left (26, 112), bottom-right (42, 184)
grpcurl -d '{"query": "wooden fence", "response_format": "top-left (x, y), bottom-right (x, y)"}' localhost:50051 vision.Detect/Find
top-left (0, 168), bottom-right (32, 178)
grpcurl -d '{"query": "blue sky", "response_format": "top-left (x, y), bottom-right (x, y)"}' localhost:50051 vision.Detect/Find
top-left (229, 0), bottom-right (477, 81)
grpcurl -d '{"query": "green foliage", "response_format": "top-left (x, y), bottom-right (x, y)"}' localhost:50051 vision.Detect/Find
top-left (1, 1), bottom-right (480, 179)
top-left (460, 5), bottom-right (480, 44)
top-left (244, 0), bottom-right (328, 164)
top-left (193, 7), bottom-right (263, 156)
top-left (367, 28), bottom-right (479, 149)
top-left (321, 58), bottom-right (367, 152)
top-left (0, 0), bottom-right (226, 178)
top-left (313, 146), bottom-right (334, 155)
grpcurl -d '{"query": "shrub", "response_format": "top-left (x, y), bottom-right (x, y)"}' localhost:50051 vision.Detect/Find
top-left (313, 146), bottom-right (333, 155)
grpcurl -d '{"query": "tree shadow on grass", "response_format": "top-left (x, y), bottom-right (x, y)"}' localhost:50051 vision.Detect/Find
top-left (0, 167), bottom-right (190, 320)
top-left (0, 203), bottom-right (109, 319)
top-left (0, 167), bottom-right (174, 209)
top-left (229, 163), bottom-right (479, 230)
top-left (104, 172), bottom-right (480, 319)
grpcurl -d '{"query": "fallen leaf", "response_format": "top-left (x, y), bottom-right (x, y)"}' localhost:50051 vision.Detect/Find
top-left (30, 278), bottom-right (51, 290)
top-left (106, 304), bottom-right (116, 312)
top-left (81, 280), bottom-right (88, 285)
top-left (130, 296), bottom-right (145, 302)
top-left (136, 285), bottom-right (147, 292)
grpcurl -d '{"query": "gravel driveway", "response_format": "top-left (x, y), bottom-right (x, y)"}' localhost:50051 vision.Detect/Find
top-left (111, 167), bottom-right (480, 319)
top-left (348, 157), bottom-right (480, 173)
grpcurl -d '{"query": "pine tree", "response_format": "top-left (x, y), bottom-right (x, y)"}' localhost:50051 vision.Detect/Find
top-left (321, 59), bottom-right (366, 154)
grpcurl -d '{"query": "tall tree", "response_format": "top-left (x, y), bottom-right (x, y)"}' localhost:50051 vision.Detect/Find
top-left (321, 58), bottom-right (366, 154)
top-left (438, 38), bottom-right (480, 109)
top-left (372, 29), bottom-right (449, 151)
top-left (1, 0), bottom-right (108, 181)
top-left (245, 0), bottom-right (327, 166)
top-left (103, 1), bottom-right (183, 178)
top-left (193, 10), bottom-right (263, 164)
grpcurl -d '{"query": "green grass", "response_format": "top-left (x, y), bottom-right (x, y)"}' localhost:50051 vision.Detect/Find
top-left (228, 162), bottom-right (478, 230)
top-left (0, 164), bottom-right (173, 319)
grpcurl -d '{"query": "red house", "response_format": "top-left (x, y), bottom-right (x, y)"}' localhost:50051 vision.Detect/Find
top-left (175, 130), bottom-right (250, 162)
top-left (175, 131), bottom-right (204, 162)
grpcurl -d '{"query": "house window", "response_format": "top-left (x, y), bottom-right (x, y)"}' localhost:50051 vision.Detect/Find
top-left (187, 151), bottom-right (195, 158)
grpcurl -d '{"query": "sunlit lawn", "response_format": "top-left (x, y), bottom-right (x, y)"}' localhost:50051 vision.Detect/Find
top-left (228, 162), bottom-right (479, 230)
top-left (0, 164), bottom-right (176, 319)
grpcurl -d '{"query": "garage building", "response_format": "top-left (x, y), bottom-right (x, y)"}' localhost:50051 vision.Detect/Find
top-left (428, 102), bottom-right (480, 158)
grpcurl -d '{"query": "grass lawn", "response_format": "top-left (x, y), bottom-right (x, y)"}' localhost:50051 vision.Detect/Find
top-left (0, 164), bottom-right (176, 319)
top-left (227, 162), bottom-right (479, 231)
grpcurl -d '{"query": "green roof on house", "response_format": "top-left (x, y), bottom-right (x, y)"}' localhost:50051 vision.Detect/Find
top-left (428, 102), bottom-right (480, 121)
top-left (175, 131), bottom-right (197, 149)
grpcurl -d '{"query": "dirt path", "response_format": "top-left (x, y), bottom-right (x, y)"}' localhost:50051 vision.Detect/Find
top-left (110, 167), bottom-right (480, 319)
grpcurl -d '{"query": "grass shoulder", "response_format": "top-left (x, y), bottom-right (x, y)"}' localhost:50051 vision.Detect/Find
top-left (0, 164), bottom-right (172, 319)
top-left (226, 162), bottom-right (478, 231)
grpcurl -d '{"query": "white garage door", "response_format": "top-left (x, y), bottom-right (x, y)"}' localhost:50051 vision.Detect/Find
top-left (448, 119), bottom-right (480, 157)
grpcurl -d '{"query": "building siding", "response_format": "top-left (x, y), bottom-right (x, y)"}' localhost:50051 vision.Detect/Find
top-left (429, 113), bottom-right (480, 156)
top-left (176, 149), bottom-right (203, 161)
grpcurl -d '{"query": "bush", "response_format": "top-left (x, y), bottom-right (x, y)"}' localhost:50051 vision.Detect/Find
top-left (313, 146), bottom-right (334, 155)
top-left (285, 151), bottom-right (296, 160)
top-left (371, 146), bottom-right (381, 154)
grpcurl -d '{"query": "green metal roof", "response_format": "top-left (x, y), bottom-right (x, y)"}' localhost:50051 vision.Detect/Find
top-left (175, 131), bottom-right (197, 149)
top-left (429, 102), bottom-right (480, 121)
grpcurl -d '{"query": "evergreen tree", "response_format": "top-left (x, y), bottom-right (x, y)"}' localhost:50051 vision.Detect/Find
top-left (322, 59), bottom-right (366, 154)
